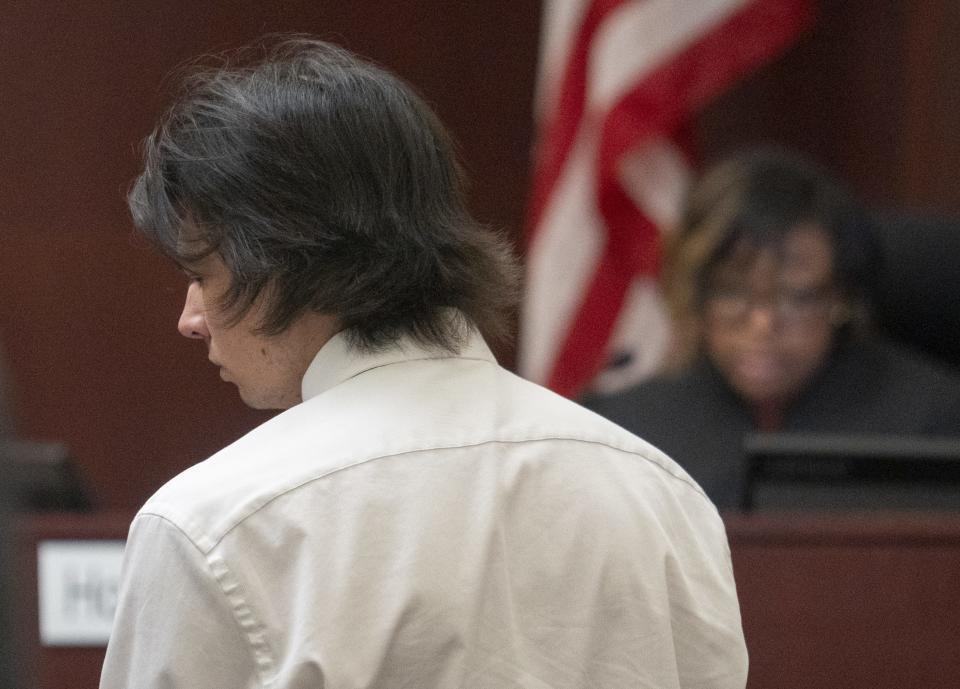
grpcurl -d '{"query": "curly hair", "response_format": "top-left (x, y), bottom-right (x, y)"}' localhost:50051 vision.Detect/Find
top-left (129, 37), bottom-right (519, 352)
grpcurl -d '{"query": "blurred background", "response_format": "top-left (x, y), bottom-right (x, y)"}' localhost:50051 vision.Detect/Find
top-left (1, 2), bottom-right (959, 687)
top-left (1, 0), bottom-right (958, 511)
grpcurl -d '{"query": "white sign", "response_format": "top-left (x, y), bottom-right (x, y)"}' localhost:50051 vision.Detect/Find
top-left (37, 539), bottom-right (125, 646)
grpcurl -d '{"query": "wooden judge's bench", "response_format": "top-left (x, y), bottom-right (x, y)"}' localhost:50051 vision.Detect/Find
top-left (726, 512), bottom-right (960, 689)
top-left (8, 510), bottom-right (960, 689)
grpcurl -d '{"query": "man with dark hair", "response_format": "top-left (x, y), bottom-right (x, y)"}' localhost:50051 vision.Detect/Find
top-left (100, 38), bottom-right (747, 689)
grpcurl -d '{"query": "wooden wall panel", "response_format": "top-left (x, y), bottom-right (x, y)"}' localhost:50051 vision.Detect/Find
top-left (727, 513), bottom-right (960, 689)
top-left (696, 0), bottom-right (960, 215)
top-left (901, 1), bottom-right (960, 209)
top-left (13, 511), bottom-right (960, 689)
top-left (2, 0), bottom-right (959, 514)
top-left (0, 1), bottom-right (258, 510)
top-left (0, 1), bottom-right (541, 510)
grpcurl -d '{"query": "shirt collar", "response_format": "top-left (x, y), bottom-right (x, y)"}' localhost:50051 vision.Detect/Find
top-left (301, 322), bottom-right (497, 402)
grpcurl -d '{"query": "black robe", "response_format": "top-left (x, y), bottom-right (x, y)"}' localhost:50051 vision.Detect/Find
top-left (583, 338), bottom-right (960, 509)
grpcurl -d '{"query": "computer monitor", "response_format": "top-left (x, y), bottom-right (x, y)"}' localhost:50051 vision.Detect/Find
top-left (741, 433), bottom-right (960, 511)
top-left (0, 440), bottom-right (91, 512)
top-left (0, 490), bottom-right (18, 687)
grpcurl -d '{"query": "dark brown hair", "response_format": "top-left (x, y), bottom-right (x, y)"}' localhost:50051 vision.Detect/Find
top-left (664, 147), bottom-right (880, 369)
top-left (129, 37), bottom-right (519, 352)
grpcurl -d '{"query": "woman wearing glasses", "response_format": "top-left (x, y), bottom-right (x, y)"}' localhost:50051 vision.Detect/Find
top-left (584, 148), bottom-right (960, 509)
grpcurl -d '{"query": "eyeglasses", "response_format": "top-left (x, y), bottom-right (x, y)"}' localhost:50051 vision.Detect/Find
top-left (703, 284), bottom-right (843, 326)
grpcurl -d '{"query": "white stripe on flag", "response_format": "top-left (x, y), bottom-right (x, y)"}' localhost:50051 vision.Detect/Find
top-left (523, 0), bottom-right (730, 387)
top-left (520, 132), bottom-right (605, 386)
top-left (589, 0), bottom-right (752, 109)
top-left (521, 0), bottom-right (812, 395)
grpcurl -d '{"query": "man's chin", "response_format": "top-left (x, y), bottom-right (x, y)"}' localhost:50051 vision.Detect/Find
top-left (236, 387), bottom-right (267, 410)
top-left (236, 386), bottom-right (296, 411)
top-left (219, 371), bottom-right (266, 408)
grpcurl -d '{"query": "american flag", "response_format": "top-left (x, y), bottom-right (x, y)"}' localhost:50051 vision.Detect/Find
top-left (519, 0), bottom-right (814, 398)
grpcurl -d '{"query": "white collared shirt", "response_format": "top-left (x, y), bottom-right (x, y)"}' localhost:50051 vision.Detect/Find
top-left (100, 329), bottom-right (747, 689)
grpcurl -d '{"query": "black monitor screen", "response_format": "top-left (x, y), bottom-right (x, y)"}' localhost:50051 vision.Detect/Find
top-left (0, 440), bottom-right (91, 512)
top-left (742, 433), bottom-right (960, 511)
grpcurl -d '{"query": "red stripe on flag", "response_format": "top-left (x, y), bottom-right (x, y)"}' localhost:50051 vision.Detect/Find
top-left (546, 0), bottom-right (815, 397)
top-left (526, 0), bottom-right (629, 239)
top-left (546, 207), bottom-right (659, 395)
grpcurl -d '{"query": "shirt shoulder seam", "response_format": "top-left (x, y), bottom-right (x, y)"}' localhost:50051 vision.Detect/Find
top-left (131, 512), bottom-right (276, 685)
top-left (208, 434), bottom-right (708, 549)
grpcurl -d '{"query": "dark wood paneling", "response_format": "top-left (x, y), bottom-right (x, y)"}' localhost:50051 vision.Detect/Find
top-left (12, 511), bottom-right (960, 689)
top-left (2, 0), bottom-right (959, 513)
top-left (727, 512), bottom-right (960, 689)
top-left (696, 0), bottom-right (960, 215)
top-left (0, 2), bottom-right (266, 510)
top-left (9, 512), bottom-right (133, 689)
top-left (695, 0), bottom-right (911, 207)
top-left (901, 1), bottom-right (960, 209)
top-left (0, 2), bottom-right (541, 510)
